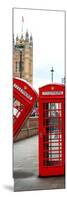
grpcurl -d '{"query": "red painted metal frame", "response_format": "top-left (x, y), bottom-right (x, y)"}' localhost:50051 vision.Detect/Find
top-left (13, 78), bottom-right (38, 138)
top-left (39, 84), bottom-right (65, 176)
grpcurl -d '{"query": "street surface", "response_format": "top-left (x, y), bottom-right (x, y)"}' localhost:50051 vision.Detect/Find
top-left (13, 135), bottom-right (65, 192)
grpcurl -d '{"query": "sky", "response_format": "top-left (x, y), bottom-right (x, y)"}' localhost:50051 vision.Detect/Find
top-left (13, 8), bottom-right (65, 91)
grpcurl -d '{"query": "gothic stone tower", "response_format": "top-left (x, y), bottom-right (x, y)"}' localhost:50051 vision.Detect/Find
top-left (13, 30), bottom-right (33, 85)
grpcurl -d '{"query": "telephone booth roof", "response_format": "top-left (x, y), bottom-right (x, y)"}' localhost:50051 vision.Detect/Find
top-left (13, 77), bottom-right (38, 100)
top-left (39, 83), bottom-right (65, 99)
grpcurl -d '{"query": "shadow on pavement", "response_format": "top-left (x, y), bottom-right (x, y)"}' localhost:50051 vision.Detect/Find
top-left (3, 185), bottom-right (14, 192)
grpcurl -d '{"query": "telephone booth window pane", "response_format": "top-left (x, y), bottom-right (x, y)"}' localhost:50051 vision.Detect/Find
top-left (13, 98), bottom-right (25, 123)
top-left (43, 102), bottom-right (63, 166)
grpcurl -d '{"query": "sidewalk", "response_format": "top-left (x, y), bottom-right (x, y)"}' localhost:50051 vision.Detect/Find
top-left (13, 135), bottom-right (65, 191)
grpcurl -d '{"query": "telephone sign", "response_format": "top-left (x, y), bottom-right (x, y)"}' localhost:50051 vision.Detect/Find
top-left (13, 78), bottom-right (38, 138)
top-left (39, 84), bottom-right (65, 176)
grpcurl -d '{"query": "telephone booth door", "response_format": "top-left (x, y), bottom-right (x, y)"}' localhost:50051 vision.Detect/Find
top-left (39, 84), bottom-right (65, 176)
top-left (13, 78), bottom-right (38, 138)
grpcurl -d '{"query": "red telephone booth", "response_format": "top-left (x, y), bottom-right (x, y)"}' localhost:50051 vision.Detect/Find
top-left (39, 84), bottom-right (65, 176)
top-left (13, 78), bottom-right (38, 138)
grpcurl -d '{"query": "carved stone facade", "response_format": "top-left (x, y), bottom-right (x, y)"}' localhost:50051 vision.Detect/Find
top-left (13, 31), bottom-right (33, 84)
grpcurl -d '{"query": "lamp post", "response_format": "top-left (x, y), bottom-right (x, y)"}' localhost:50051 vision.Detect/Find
top-left (50, 67), bottom-right (54, 82)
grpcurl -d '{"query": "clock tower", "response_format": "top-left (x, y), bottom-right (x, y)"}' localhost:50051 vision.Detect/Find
top-left (13, 30), bottom-right (33, 85)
